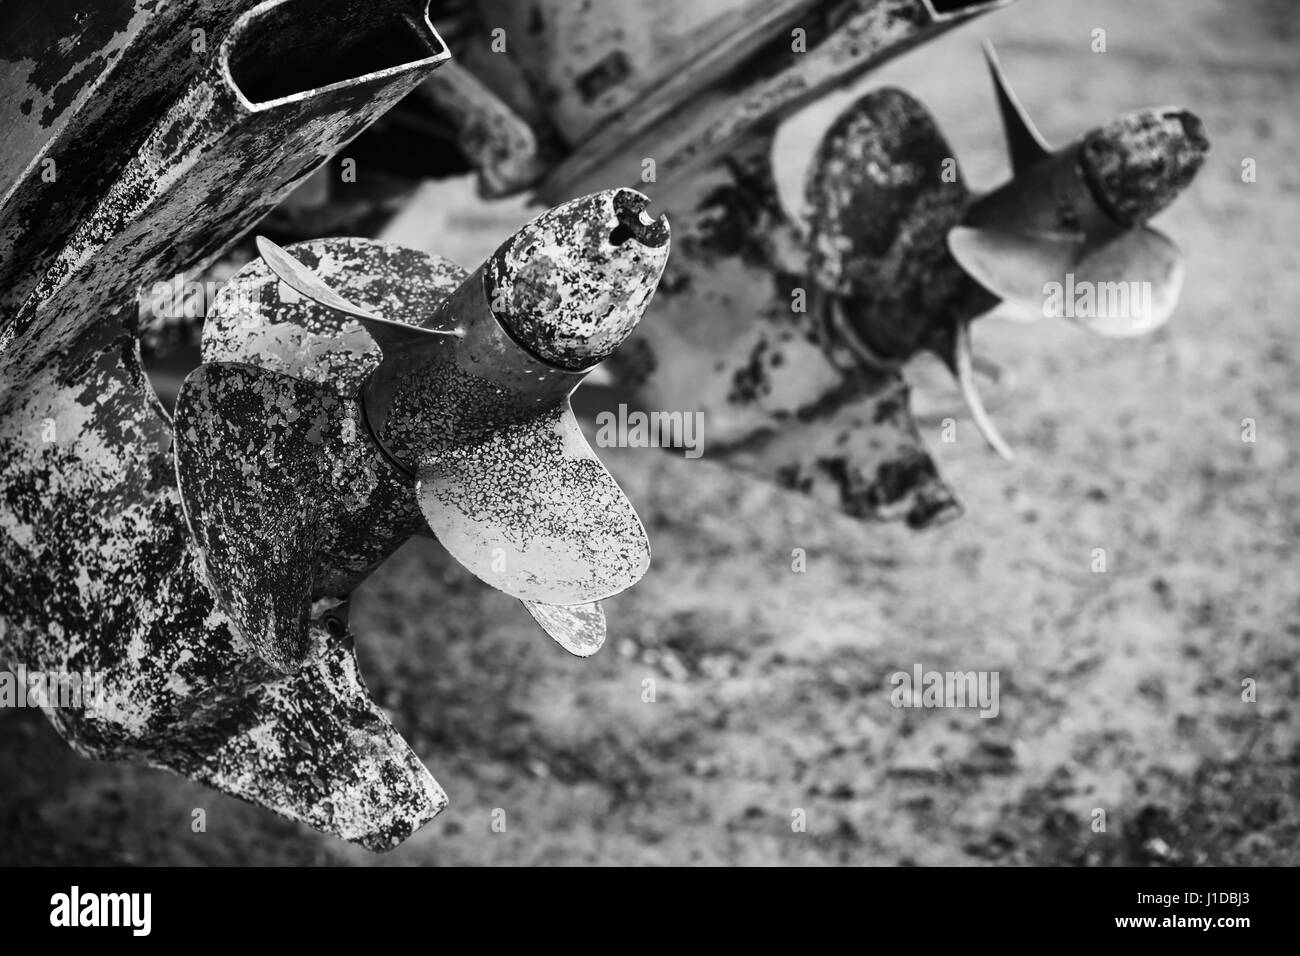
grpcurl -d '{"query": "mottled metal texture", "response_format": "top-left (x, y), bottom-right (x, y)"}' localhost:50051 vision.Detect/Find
top-left (0, 1), bottom-right (456, 848)
top-left (413, 397), bottom-right (652, 603)
top-left (174, 364), bottom-right (424, 672)
top-left (1079, 109), bottom-right (1210, 228)
top-left (534, 0), bottom-right (1017, 202)
top-left (483, 188), bottom-right (669, 369)
top-left (202, 238), bottom-right (467, 393)
top-left (805, 87), bottom-right (996, 363)
top-left (953, 50), bottom-right (1209, 341)
top-left (0, 314), bottom-right (445, 850)
top-left (7, 0), bottom-right (449, 360)
top-left (609, 125), bottom-right (963, 529)
top-left (964, 51), bottom-right (1209, 243)
top-left (0, 0), bottom-right (262, 316)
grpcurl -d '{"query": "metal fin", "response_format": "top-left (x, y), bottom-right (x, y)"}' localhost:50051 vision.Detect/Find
top-left (523, 600), bottom-right (607, 657)
top-left (1070, 226), bottom-right (1184, 336)
top-left (160, 640), bottom-right (447, 852)
top-left (949, 320), bottom-right (1014, 461)
top-left (983, 41), bottom-right (1052, 174)
top-left (947, 224), bottom-right (1082, 316)
top-left (948, 224), bottom-right (1182, 337)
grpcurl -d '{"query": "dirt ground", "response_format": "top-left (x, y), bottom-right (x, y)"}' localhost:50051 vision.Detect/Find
top-left (2, 0), bottom-right (1298, 865)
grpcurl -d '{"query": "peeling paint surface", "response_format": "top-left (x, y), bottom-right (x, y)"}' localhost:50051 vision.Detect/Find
top-left (0, 1), bottom-right (264, 315)
top-left (174, 363), bottom-right (424, 672)
top-left (0, 1), bottom-right (452, 850)
top-left (0, 310), bottom-right (444, 851)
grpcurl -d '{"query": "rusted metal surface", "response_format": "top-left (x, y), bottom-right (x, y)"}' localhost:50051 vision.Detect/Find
top-left (606, 41), bottom-right (1207, 516)
top-left (0, 0), bottom-right (465, 848)
top-left (191, 213), bottom-right (664, 651)
top-left (0, 0), bottom-right (264, 316)
top-left (0, 311), bottom-right (446, 849)
top-left (482, 188), bottom-right (670, 369)
top-left (162, 190), bottom-right (665, 837)
top-left (6, 1), bottom-right (448, 359)
top-left (2, 180), bottom-right (666, 847)
top-left (944, 44), bottom-right (1208, 446)
top-left (607, 126), bottom-right (964, 528)
top-left (174, 363), bottom-right (423, 672)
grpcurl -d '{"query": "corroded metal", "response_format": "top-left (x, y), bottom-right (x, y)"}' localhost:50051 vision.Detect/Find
top-left (482, 188), bottom-right (670, 369)
top-left (0, 0), bottom-right (265, 316)
top-left (0, 0), bottom-right (471, 849)
top-left (0, 312), bottom-right (446, 850)
top-left (190, 205), bottom-right (666, 655)
top-left (359, 189), bottom-right (668, 603)
top-left (167, 190), bottom-right (667, 829)
top-left (604, 40), bottom-right (1207, 516)
top-left (5, 0), bottom-right (449, 360)
top-left (607, 128), bottom-right (964, 528)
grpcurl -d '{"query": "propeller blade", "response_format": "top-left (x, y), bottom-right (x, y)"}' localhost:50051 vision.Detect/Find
top-left (523, 600), bottom-right (607, 657)
top-left (173, 362), bottom-right (351, 671)
top-left (205, 238), bottom-right (469, 393)
top-left (948, 224), bottom-right (1183, 338)
top-left (945, 320), bottom-right (1014, 461)
top-left (983, 41), bottom-right (1053, 174)
top-left (947, 225), bottom-right (1083, 318)
top-left (1069, 226), bottom-right (1184, 337)
top-left (415, 400), bottom-right (650, 606)
top-left (255, 236), bottom-right (460, 351)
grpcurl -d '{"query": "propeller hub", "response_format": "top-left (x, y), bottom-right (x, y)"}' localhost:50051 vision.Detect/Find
top-left (1080, 107), bottom-right (1209, 227)
top-left (483, 188), bottom-right (670, 370)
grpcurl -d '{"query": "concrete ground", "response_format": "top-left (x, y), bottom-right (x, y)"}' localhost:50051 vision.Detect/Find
top-left (1, 0), bottom-right (1297, 865)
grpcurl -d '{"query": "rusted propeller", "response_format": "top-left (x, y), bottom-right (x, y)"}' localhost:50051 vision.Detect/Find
top-left (174, 189), bottom-right (669, 666)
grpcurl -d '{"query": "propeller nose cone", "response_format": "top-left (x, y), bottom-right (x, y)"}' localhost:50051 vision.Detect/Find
top-left (1165, 108), bottom-right (1210, 153)
top-left (1080, 107), bottom-right (1209, 226)
top-left (485, 188), bottom-right (670, 370)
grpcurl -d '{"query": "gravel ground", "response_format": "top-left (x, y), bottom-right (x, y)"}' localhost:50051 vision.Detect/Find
top-left (1, 0), bottom-right (1297, 866)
